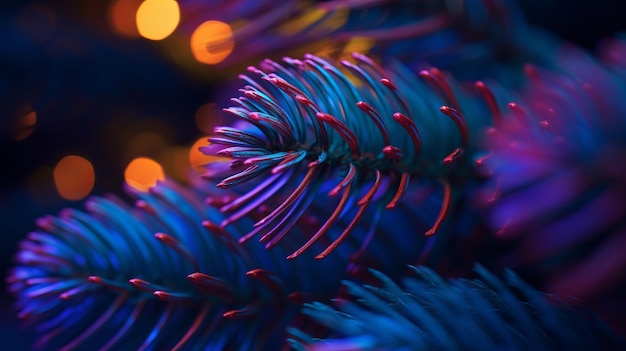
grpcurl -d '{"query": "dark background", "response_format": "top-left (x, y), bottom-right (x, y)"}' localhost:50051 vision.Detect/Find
top-left (1, 0), bottom-right (625, 349)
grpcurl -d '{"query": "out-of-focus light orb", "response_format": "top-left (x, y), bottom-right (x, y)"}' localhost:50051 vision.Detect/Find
top-left (53, 155), bottom-right (95, 201)
top-left (136, 0), bottom-right (180, 41)
top-left (124, 157), bottom-right (165, 191)
top-left (108, 0), bottom-right (143, 38)
top-left (159, 146), bottom-right (188, 182)
top-left (189, 137), bottom-right (228, 173)
top-left (194, 102), bottom-right (218, 134)
top-left (13, 110), bottom-right (37, 141)
top-left (190, 20), bottom-right (234, 65)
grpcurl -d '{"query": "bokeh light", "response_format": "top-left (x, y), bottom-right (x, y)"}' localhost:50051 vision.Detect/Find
top-left (194, 102), bottom-right (219, 134)
top-left (108, 0), bottom-right (143, 38)
top-left (189, 137), bottom-right (228, 173)
top-left (12, 110), bottom-right (37, 141)
top-left (136, 0), bottom-right (180, 41)
top-left (124, 157), bottom-right (165, 191)
top-left (53, 155), bottom-right (95, 201)
top-left (190, 20), bottom-right (234, 65)
top-left (159, 146), bottom-right (189, 181)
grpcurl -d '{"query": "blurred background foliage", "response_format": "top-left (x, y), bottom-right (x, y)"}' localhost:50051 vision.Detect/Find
top-left (1, 0), bottom-right (626, 349)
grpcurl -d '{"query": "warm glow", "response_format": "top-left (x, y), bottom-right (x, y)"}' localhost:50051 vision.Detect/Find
top-left (136, 0), bottom-right (180, 41)
top-left (316, 6), bottom-right (349, 32)
top-left (13, 110), bottom-right (37, 141)
top-left (279, 6), bottom-right (348, 35)
top-left (53, 155), bottom-right (95, 201)
top-left (124, 157), bottom-right (165, 191)
top-left (108, 0), bottom-right (143, 38)
top-left (341, 36), bottom-right (375, 56)
top-left (194, 103), bottom-right (218, 134)
top-left (189, 137), bottom-right (228, 173)
top-left (277, 7), bottom-right (327, 34)
top-left (123, 132), bottom-right (167, 163)
top-left (159, 146), bottom-right (188, 182)
top-left (190, 20), bottom-right (235, 65)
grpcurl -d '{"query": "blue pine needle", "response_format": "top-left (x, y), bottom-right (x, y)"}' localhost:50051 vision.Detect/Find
top-left (288, 265), bottom-right (624, 351)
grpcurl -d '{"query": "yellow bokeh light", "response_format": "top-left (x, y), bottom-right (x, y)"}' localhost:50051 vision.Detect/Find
top-left (189, 137), bottom-right (228, 173)
top-left (277, 7), bottom-right (327, 35)
top-left (341, 36), bottom-right (376, 57)
top-left (136, 0), bottom-right (180, 41)
top-left (190, 20), bottom-right (235, 65)
top-left (124, 157), bottom-right (165, 192)
top-left (315, 6), bottom-right (349, 33)
top-left (53, 155), bottom-right (95, 201)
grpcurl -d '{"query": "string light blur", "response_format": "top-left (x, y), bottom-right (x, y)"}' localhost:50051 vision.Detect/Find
top-left (124, 157), bottom-right (165, 191)
top-left (108, 0), bottom-right (143, 38)
top-left (13, 110), bottom-right (37, 141)
top-left (158, 146), bottom-right (188, 181)
top-left (53, 155), bottom-right (95, 201)
top-left (194, 102), bottom-right (219, 134)
top-left (190, 20), bottom-right (234, 65)
top-left (136, 0), bottom-right (180, 41)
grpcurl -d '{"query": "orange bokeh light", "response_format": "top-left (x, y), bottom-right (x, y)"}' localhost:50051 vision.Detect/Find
top-left (190, 20), bottom-right (235, 65)
top-left (194, 102), bottom-right (218, 134)
top-left (124, 157), bottom-right (165, 191)
top-left (53, 155), bottom-right (95, 201)
top-left (159, 146), bottom-right (189, 182)
top-left (13, 110), bottom-right (37, 141)
top-left (108, 0), bottom-right (143, 38)
top-left (136, 0), bottom-right (180, 41)
top-left (189, 137), bottom-right (228, 173)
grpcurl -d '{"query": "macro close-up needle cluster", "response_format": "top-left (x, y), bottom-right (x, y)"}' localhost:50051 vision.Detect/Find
top-left (2, 0), bottom-right (626, 350)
